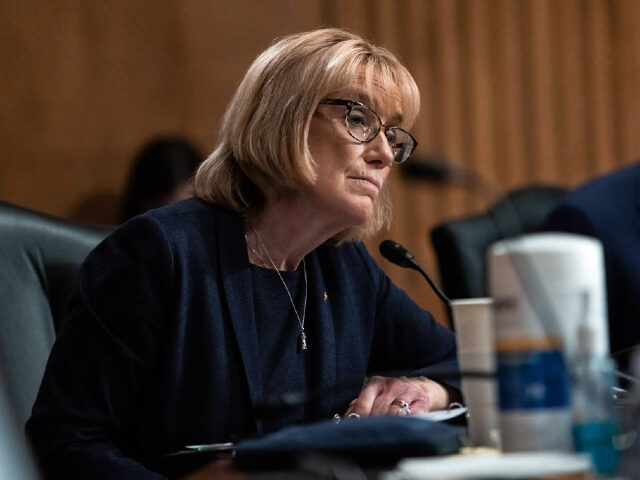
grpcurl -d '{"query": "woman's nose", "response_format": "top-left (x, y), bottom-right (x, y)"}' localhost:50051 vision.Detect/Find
top-left (367, 130), bottom-right (394, 166)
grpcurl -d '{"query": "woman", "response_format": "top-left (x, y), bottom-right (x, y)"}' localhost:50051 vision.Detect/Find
top-left (27, 28), bottom-right (459, 479)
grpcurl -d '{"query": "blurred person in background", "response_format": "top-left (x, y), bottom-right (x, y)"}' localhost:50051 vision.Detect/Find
top-left (27, 28), bottom-right (459, 479)
top-left (544, 161), bottom-right (640, 373)
top-left (120, 136), bottom-right (203, 222)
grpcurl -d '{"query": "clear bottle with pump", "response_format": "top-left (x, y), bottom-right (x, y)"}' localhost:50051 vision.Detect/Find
top-left (570, 323), bottom-right (619, 476)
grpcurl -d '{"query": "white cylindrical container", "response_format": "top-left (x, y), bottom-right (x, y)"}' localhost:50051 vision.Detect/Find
top-left (450, 298), bottom-right (499, 448)
top-left (488, 233), bottom-right (608, 452)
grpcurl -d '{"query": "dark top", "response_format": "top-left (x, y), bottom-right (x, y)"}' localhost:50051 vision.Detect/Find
top-left (544, 162), bottom-right (640, 371)
top-left (251, 264), bottom-right (311, 432)
top-left (26, 198), bottom-right (458, 480)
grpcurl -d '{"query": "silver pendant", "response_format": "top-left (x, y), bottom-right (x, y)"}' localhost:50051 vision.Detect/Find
top-left (298, 332), bottom-right (308, 351)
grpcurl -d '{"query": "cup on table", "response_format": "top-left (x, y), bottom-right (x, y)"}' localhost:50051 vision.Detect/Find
top-left (451, 297), bottom-right (500, 448)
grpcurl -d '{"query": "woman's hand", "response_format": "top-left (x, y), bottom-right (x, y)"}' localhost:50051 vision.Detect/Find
top-left (344, 376), bottom-right (450, 417)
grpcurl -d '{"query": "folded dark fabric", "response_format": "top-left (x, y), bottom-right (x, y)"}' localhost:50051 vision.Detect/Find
top-left (234, 416), bottom-right (463, 469)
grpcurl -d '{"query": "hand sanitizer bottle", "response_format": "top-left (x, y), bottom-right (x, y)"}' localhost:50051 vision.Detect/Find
top-left (571, 323), bottom-right (619, 476)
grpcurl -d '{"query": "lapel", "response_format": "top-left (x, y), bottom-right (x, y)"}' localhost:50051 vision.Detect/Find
top-left (214, 208), bottom-right (264, 414)
top-left (306, 250), bottom-right (337, 415)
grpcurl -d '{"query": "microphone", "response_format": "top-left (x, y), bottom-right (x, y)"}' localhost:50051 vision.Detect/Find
top-left (379, 240), bottom-right (451, 306)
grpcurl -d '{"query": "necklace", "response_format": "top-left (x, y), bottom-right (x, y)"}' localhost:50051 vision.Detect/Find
top-left (247, 239), bottom-right (268, 267)
top-left (250, 229), bottom-right (309, 351)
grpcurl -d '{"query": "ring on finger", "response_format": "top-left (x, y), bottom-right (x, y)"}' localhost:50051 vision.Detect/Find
top-left (391, 398), bottom-right (411, 415)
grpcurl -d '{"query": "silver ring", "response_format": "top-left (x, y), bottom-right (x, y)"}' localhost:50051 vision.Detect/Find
top-left (391, 398), bottom-right (409, 409)
top-left (391, 398), bottom-right (411, 415)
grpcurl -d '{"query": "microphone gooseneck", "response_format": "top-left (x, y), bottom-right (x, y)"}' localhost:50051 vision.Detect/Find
top-left (379, 240), bottom-right (451, 306)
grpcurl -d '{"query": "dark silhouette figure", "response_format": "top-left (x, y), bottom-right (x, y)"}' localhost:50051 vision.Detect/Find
top-left (120, 137), bottom-right (203, 222)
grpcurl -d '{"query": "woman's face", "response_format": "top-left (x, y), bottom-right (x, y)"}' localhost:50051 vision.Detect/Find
top-left (305, 87), bottom-right (402, 231)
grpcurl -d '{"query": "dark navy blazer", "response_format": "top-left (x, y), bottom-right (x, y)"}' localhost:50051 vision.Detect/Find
top-left (27, 198), bottom-right (458, 479)
top-left (544, 162), bottom-right (640, 371)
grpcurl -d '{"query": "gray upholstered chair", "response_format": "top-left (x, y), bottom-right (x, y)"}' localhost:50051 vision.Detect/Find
top-left (0, 200), bottom-right (110, 430)
top-left (0, 369), bottom-right (41, 479)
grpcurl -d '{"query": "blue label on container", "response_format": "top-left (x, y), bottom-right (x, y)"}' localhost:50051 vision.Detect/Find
top-left (497, 349), bottom-right (570, 410)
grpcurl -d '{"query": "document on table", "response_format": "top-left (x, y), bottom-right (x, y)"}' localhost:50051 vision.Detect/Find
top-left (383, 451), bottom-right (593, 479)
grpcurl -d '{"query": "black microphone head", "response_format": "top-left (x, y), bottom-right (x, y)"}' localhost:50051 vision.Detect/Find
top-left (379, 240), bottom-right (417, 269)
top-left (402, 157), bottom-right (453, 182)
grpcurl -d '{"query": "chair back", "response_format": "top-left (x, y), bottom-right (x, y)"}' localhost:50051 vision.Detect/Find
top-left (431, 185), bottom-right (567, 302)
top-left (0, 201), bottom-right (110, 428)
top-left (0, 369), bottom-right (40, 479)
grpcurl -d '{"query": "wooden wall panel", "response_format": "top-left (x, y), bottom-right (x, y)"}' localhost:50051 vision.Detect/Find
top-left (557, 0), bottom-right (589, 184)
top-left (0, 0), bottom-right (323, 220)
top-left (493, 0), bottom-right (528, 187)
top-left (3, 0), bottom-right (640, 327)
top-left (587, 0), bottom-right (616, 175)
top-left (323, 0), bottom-right (640, 324)
top-left (612, 0), bottom-right (640, 165)
top-left (528, 0), bottom-right (559, 182)
top-left (467, 0), bottom-right (496, 206)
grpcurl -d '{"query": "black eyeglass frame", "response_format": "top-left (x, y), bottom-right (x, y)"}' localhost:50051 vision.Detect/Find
top-left (321, 98), bottom-right (418, 164)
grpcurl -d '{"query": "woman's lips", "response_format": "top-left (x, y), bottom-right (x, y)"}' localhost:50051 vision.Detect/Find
top-left (348, 175), bottom-right (380, 191)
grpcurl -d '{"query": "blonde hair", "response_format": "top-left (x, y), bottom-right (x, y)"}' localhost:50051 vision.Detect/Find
top-left (194, 28), bottom-right (420, 242)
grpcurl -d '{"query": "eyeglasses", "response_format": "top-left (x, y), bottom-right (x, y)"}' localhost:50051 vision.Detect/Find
top-left (320, 99), bottom-right (418, 164)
